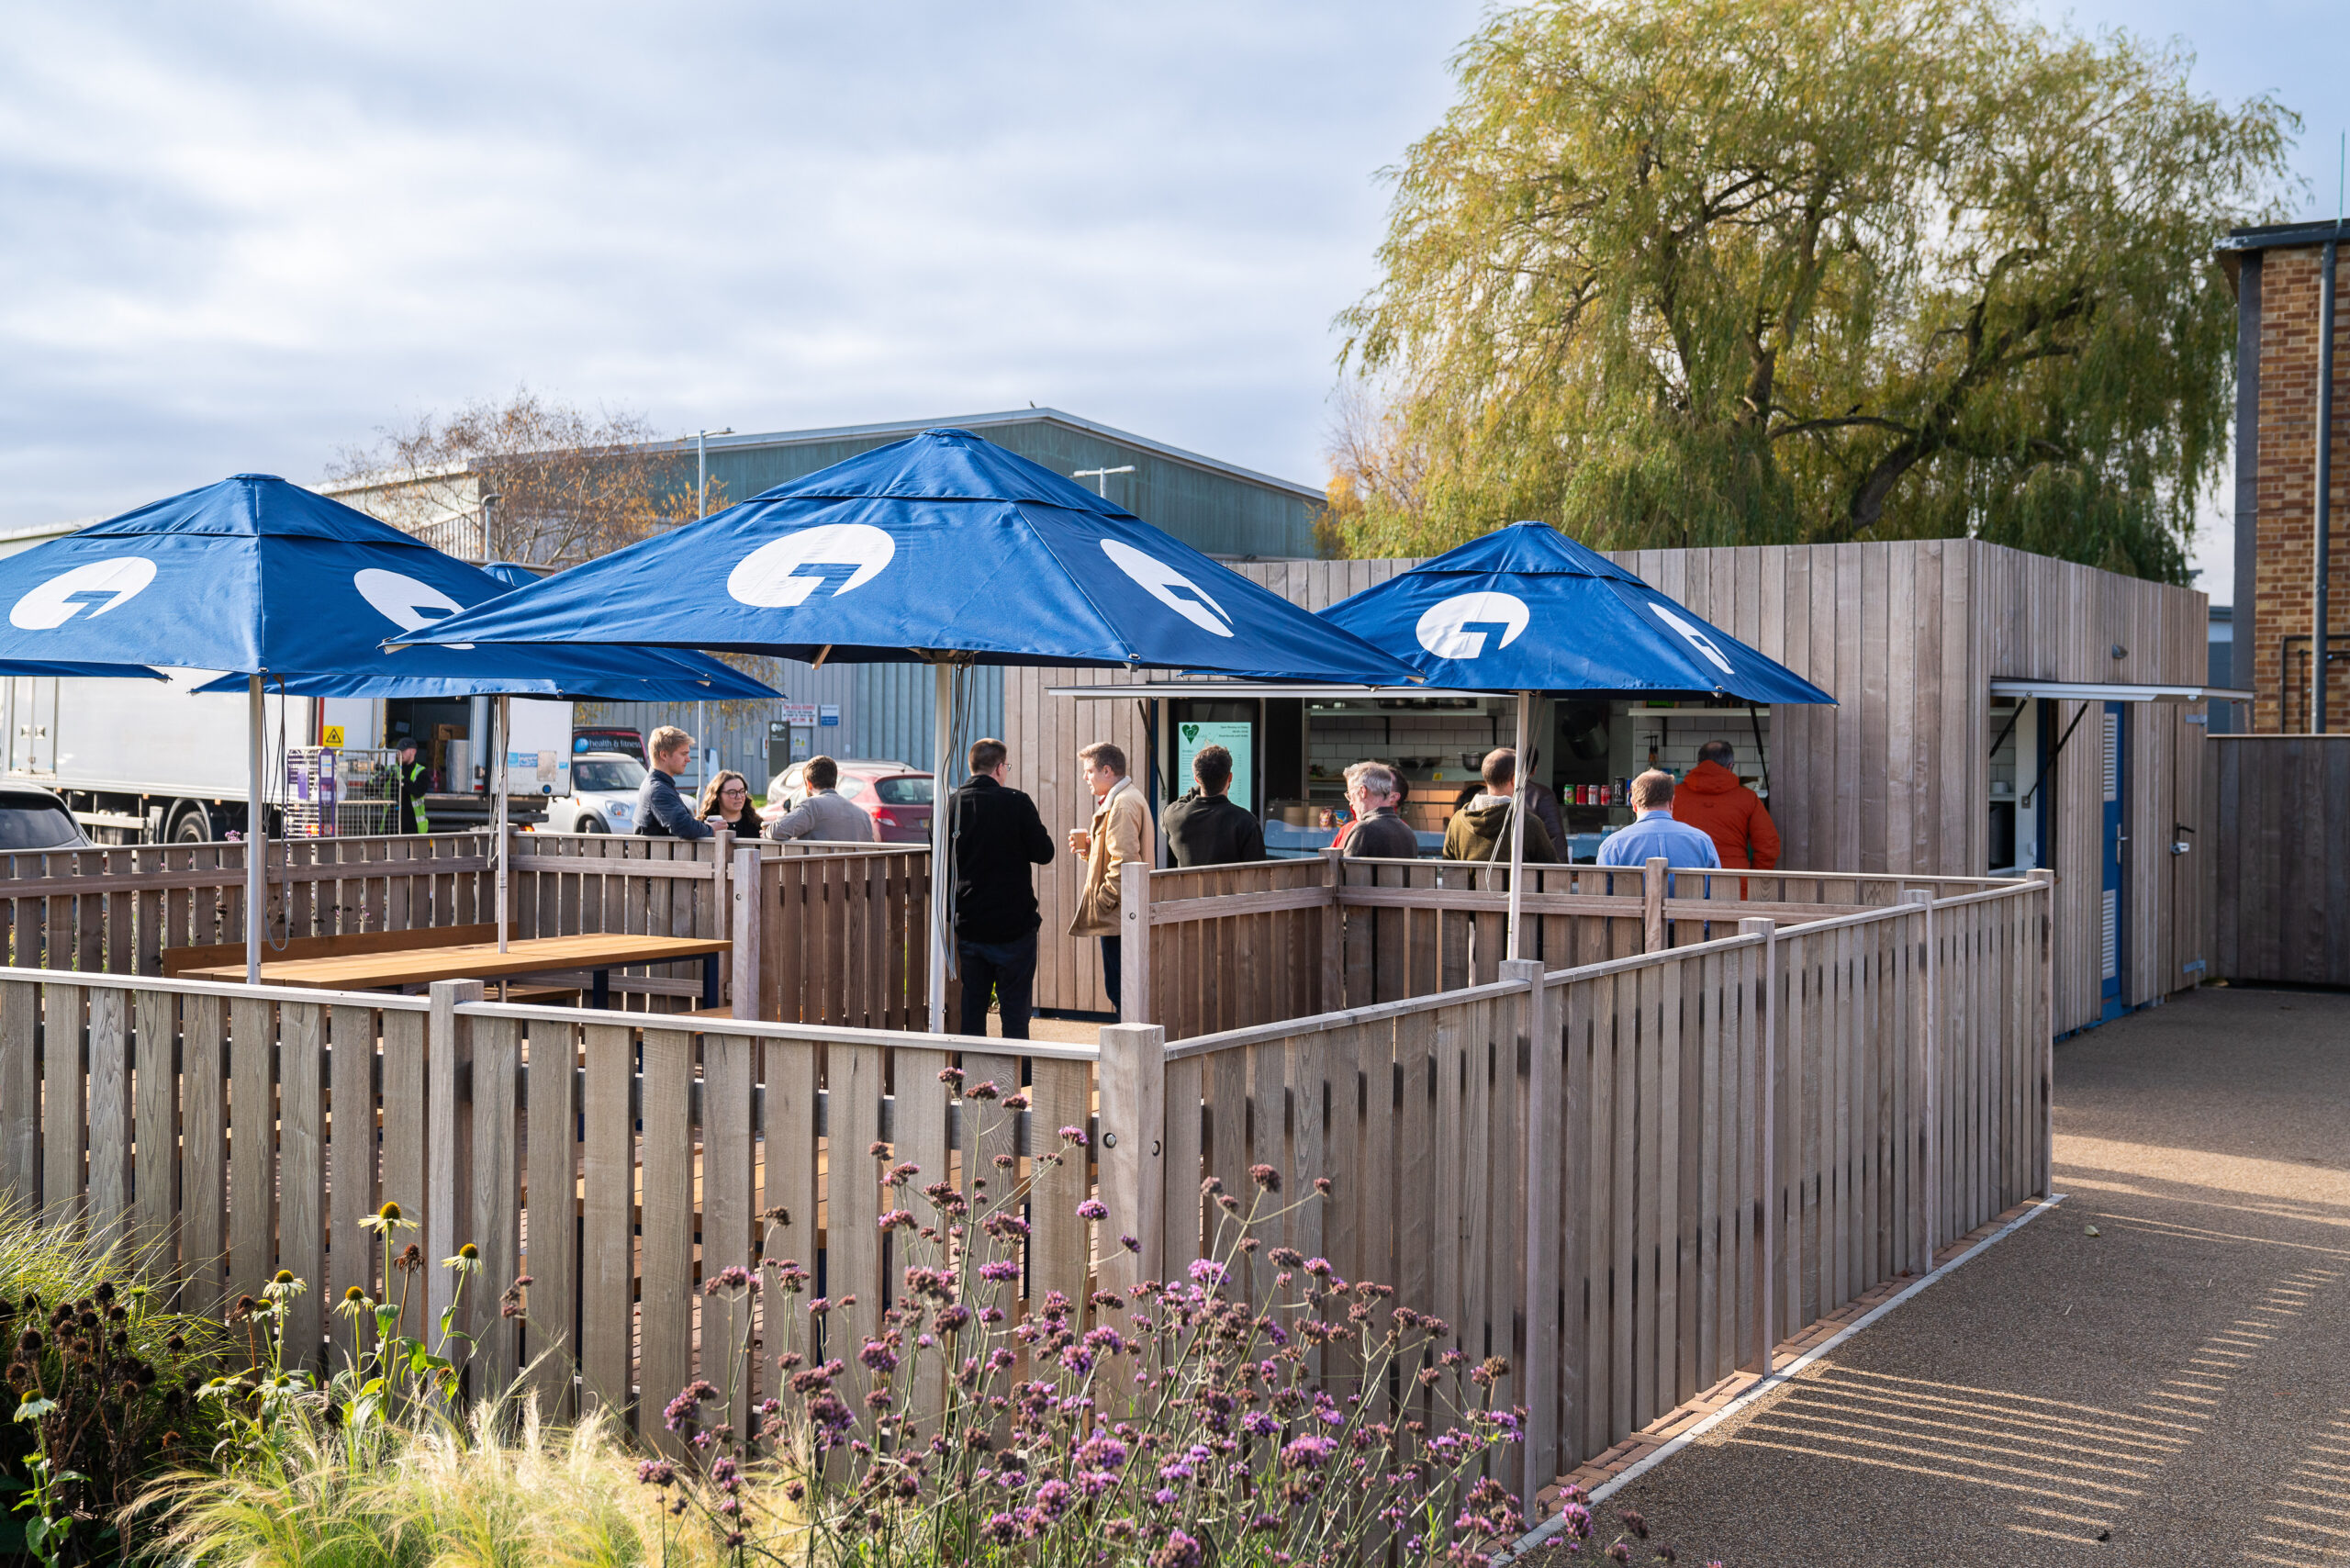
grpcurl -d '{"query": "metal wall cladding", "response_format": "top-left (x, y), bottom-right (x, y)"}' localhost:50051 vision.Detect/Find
top-left (576, 661), bottom-right (1004, 791)
top-left (700, 415), bottom-right (1321, 560)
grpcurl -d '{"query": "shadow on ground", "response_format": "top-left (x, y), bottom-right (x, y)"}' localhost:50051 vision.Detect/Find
top-left (1598, 984), bottom-right (2350, 1568)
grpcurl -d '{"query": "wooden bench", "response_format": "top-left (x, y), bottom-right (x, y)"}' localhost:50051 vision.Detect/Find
top-left (162, 924), bottom-right (576, 1005)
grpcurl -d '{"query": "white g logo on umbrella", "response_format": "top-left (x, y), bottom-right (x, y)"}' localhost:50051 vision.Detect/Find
top-left (1647, 602), bottom-right (1737, 675)
top-left (728, 524), bottom-right (898, 608)
top-left (1101, 540), bottom-right (1233, 637)
top-left (357, 569), bottom-right (473, 649)
top-left (1416, 591), bottom-right (1529, 660)
top-left (9, 557), bottom-right (157, 631)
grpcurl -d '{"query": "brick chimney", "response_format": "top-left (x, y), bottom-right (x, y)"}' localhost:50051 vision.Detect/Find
top-left (2221, 221), bottom-right (2350, 733)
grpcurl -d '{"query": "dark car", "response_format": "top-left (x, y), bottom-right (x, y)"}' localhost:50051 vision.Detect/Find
top-left (0, 785), bottom-right (90, 852)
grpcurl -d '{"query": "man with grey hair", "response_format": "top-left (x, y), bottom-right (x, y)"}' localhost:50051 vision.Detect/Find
top-left (1343, 760), bottom-right (1420, 859)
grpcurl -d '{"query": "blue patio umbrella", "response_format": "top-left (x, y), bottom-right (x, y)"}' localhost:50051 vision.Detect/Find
top-left (0, 474), bottom-right (782, 978)
top-left (399, 428), bottom-right (1426, 1027)
top-left (1319, 521), bottom-right (1836, 956)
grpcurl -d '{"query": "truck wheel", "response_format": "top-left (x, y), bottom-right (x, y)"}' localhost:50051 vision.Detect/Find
top-left (169, 804), bottom-right (215, 843)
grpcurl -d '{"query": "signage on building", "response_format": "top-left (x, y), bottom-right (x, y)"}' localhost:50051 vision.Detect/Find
top-left (780, 703), bottom-right (818, 727)
top-left (1176, 719), bottom-right (1256, 812)
top-left (820, 704), bottom-right (841, 726)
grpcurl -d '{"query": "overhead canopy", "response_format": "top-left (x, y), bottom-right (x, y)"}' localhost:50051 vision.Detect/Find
top-left (398, 429), bottom-right (1423, 687)
top-left (0, 475), bottom-right (779, 702)
top-left (1318, 520), bottom-right (1836, 704)
top-left (1988, 679), bottom-right (2254, 704)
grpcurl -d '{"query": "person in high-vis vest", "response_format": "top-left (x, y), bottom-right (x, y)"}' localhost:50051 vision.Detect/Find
top-left (391, 736), bottom-right (431, 834)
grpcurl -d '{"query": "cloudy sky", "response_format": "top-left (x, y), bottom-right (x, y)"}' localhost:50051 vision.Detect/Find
top-left (1, 1), bottom-right (2339, 598)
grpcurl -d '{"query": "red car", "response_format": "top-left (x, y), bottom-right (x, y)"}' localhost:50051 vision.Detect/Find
top-left (760, 759), bottom-right (934, 844)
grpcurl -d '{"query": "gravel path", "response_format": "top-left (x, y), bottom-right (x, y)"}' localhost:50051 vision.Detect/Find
top-left (1596, 984), bottom-right (2350, 1567)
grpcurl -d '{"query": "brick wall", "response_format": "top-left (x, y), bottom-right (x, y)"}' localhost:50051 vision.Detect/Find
top-left (2251, 244), bottom-right (2350, 733)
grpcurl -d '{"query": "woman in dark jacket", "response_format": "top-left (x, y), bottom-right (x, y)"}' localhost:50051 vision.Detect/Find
top-left (697, 770), bottom-right (763, 836)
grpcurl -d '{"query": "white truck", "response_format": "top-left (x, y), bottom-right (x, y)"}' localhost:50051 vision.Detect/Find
top-left (1, 673), bottom-right (574, 844)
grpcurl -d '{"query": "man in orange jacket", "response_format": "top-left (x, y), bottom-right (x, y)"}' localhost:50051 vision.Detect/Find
top-left (1673, 740), bottom-right (1782, 869)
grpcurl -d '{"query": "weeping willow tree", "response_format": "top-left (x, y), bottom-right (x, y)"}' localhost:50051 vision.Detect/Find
top-left (1329, 0), bottom-right (2298, 578)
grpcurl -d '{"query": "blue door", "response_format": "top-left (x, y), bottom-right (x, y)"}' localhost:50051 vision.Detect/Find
top-left (2099, 702), bottom-right (2127, 1021)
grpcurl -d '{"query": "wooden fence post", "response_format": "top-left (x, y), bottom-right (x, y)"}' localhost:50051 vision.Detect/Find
top-left (1095, 1023), bottom-right (1167, 1292)
top-left (710, 828), bottom-right (733, 964)
top-left (425, 979), bottom-right (484, 1337)
top-left (1738, 917), bottom-right (1776, 1373)
top-left (1120, 860), bottom-right (1151, 1025)
top-left (2029, 868), bottom-right (2055, 1197)
top-left (1903, 890), bottom-right (1937, 1270)
top-left (1501, 957), bottom-right (1556, 1503)
top-left (1643, 858), bottom-right (1668, 953)
top-left (732, 847), bottom-right (762, 1021)
top-left (1320, 847), bottom-right (1345, 1014)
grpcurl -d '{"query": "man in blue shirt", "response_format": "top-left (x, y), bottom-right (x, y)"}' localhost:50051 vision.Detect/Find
top-left (1596, 768), bottom-right (1722, 892)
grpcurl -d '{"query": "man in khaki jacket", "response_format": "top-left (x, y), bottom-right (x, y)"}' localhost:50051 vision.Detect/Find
top-left (1066, 740), bottom-right (1151, 1015)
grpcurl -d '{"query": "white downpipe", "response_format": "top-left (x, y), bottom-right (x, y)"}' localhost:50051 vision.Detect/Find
top-left (928, 661), bottom-right (952, 1033)
top-left (1505, 688), bottom-right (1531, 961)
top-left (245, 674), bottom-right (264, 984)
top-left (495, 693), bottom-right (510, 953)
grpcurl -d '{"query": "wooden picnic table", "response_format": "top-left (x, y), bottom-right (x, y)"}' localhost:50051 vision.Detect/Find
top-left (180, 932), bottom-right (731, 1009)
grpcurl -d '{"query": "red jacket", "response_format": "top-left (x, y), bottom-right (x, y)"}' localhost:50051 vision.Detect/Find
top-left (1673, 760), bottom-right (1781, 870)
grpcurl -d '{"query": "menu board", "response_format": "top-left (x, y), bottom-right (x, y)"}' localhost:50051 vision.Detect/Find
top-left (1175, 720), bottom-right (1255, 812)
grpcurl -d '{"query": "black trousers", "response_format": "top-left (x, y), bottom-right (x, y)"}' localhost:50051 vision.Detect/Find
top-left (958, 932), bottom-right (1037, 1040)
top-left (1101, 935), bottom-right (1122, 1016)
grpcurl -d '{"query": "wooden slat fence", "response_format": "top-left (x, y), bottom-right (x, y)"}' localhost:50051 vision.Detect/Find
top-left (751, 845), bottom-right (938, 1031)
top-left (0, 834), bottom-right (490, 976)
top-left (1144, 873), bottom-right (2052, 1502)
top-left (1134, 855), bottom-right (2023, 1039)
top-left (0, 966), bottom-right (1096, 1450)
top-left (0, 870), bottom-right (2050, 1498)
top-left (2209, 734), bottom-right (2350, 986)
top-left (0, 833), bottom-right (755, 1011)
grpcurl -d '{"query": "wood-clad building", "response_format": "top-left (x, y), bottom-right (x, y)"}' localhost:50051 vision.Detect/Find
top-left (1002, 539), bottom-right (2217, 1037)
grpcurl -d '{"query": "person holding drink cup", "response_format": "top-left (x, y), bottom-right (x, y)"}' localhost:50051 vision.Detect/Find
top-left (1065, 741), bottom-right (1149, 1015)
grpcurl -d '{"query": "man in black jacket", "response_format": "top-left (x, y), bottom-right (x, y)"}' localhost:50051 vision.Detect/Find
top-left (1163, 745), bottom-right (1266, 868)
top-left (949, 736), bottom-right (1055, 1038)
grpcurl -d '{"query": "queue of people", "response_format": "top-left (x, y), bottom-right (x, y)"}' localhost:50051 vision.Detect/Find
top-left (620, 720), bottom-right (1774, 1033)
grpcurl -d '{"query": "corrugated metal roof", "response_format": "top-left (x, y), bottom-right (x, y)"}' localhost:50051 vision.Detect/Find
top-left (652, 408), bottom-right (1323, 502)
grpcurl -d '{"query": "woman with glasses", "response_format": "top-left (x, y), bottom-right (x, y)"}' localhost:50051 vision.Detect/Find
top-left (698, 770), bottom-right (761, 836)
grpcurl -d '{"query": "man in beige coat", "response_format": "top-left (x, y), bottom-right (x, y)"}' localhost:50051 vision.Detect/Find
top-left (1066, 740), bottom-right (1151, 1015)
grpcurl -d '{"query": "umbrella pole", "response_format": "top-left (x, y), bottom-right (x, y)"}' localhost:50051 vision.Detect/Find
top-left (246, 675), bottom-right (264, 985)
top-left (496, 694), bottom-right (510, 954)
top-left (929, 661), bottom-right (951, 1034)
top-left (1506, 689), bottom-right (1530, 962)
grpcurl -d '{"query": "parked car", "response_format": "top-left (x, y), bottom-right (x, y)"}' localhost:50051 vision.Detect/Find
top-left (0, 784), bottom-right (90, 851)
top-left (761, 759), bottom-right (934, 844)
top-left (572, 726), bottom-right (644, 763)
top-left (540, 751), bottom-right (647, 834)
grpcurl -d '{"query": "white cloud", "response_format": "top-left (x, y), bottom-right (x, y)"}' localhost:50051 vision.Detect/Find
top-left (0, 1), bottom-right (1479, 527)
